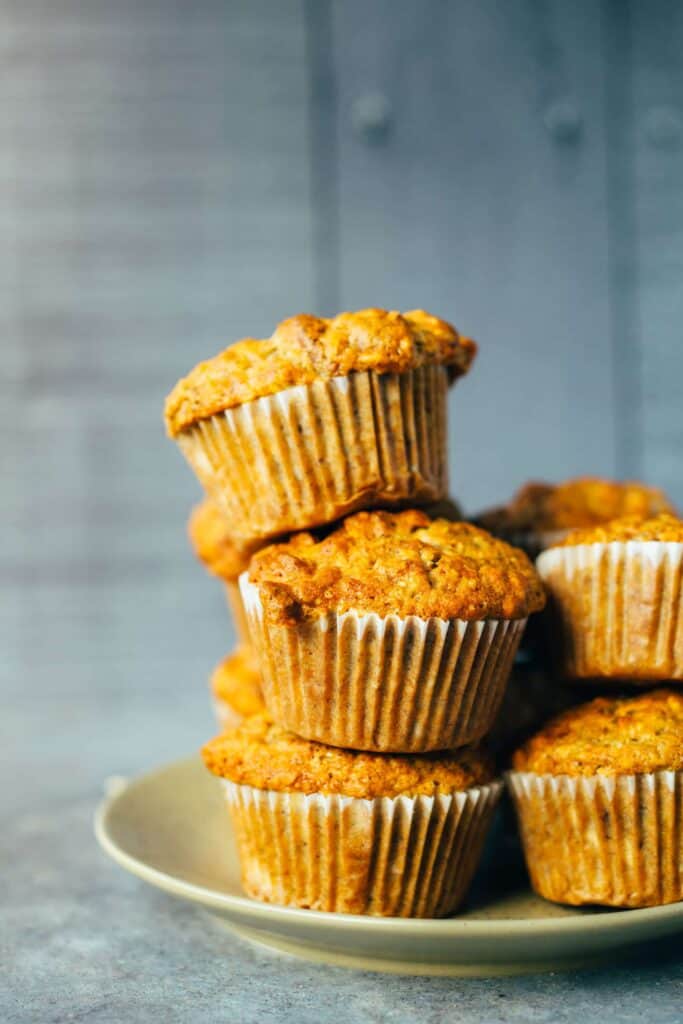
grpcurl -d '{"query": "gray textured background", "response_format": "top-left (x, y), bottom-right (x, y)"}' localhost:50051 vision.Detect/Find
top-left (4, 1), bottom-right (683, 1020)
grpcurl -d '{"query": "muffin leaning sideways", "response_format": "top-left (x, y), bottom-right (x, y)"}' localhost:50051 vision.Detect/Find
top-left (508, 690), bottom-right (683, 907)
top-left (166, 309), bottom-right (476, 544)
top-left (203, 714), bottom-right (502, 916)
top-left (240, 509), bottom-right (545, 752)
top-left (537, 513), bottom-right (683, 682)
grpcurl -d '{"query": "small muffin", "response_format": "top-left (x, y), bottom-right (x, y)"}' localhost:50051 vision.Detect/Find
top-left (188, 499), bottom-right (267, 646)
top-left (166, 309), bottom-right (476, 544)
top-left (210, 649), bottom-right (265, 731)
top-left (508, 690), bottom-right (683, 907)
top-left (476, 477), bottom-right (674, 558)
top-left (537, 512), bottom-right (683, 682)
top-left (203, 713), bottom-right (501, 916)
top-left (240, 509), bottom-right (545, 752)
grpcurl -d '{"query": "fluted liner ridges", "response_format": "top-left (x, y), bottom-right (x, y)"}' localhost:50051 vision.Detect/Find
top-left (537, 541), bottom-right (683, 680)
top-left (223, 780), bottom-right (502, 916)
top-left (176, 366), bottom-right (448, 543)
top-left (240, 576), bottom-right (525, 752)
top-left (224, 581), bottom-right (252, 649)
top-left (507, 770), bottom-right (683, 907)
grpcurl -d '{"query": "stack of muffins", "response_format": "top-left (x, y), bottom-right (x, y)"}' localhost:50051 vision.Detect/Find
top-left (166, 309), bottom-right (683, 916)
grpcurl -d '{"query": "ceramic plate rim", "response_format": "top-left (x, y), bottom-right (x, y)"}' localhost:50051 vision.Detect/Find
top-left (95, 755), bottom-right (683, 941)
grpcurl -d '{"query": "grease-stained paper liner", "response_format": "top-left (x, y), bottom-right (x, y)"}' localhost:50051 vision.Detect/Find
top-left (536, 541), bottom-right (683, 681)
top-left (211, 696), bottom-right (243, 733)
top-left (222, 779), bottom-right (502, 916)
top-left (507, 770), bottom-right (683, 907)
top-left (176, 366), bottom-right (448, 545)
top-left (225, 581), bottom-right (251, 648)
top-left (240, 576), bottom-right (526, 753)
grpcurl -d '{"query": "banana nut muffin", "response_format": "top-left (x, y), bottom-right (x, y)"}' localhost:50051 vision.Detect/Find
top-left (537, 513), bottom-right (683, 682)
top-left (210, 648), bottom-right (265, 731)
top-left (241, 510), bottom-right (545, 752)
top-left (165, 309), bottom-right (477, 543)
top-left (204, 714), bottom-right (501, 916)
top-left (476, 477), bottom-right (674, 557)
top-left (508, 691), bottom-right (683, 907)
top-left (248, 508), bottom-right (545, 624)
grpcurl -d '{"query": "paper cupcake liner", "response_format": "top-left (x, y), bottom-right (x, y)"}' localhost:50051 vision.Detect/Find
top-left (222, 779), bottom-right (502, 916)
top-left (240, 576), bottom-right (526, 752)
top-left (507, 770), bottom-right (683, 907)
top-left (225, 581), bottom-right (252, 648)
top-left (211, 696), bottom-right (243, 733)
top-left (176, 366), bottom-right (448, 544)
top-left (536, 541), bottom-right (683, 681)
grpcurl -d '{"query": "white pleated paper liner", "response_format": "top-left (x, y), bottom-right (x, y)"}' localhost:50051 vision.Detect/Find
top-left (536, 540), bottom-right (683, 681)
top-left (507, 769), bottom-right (683, 908)
top-left (176, 365), bottom-right (448, 544)
top-left (222, 778), bottom-right (503, 917)
top-left (225, 580), bottom-right (252, 649)
top-left (240, 575), bottom-right (526, 753)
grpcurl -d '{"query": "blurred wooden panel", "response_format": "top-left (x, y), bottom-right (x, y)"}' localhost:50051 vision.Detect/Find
top-left (630, 0), bottom-right (683, 505)
top-left (0, 0), bottom-right (313, 697)
top-left (327, 0), bottom-right (616, 510)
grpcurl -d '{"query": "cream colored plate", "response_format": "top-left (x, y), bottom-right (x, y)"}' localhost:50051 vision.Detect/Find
top-left (95, 756), bottom-right (683, 976)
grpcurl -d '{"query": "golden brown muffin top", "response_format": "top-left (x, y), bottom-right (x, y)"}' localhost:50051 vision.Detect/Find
top-left (203, 713), bottom-right (494, 797)
top-left (554, 512), bottom-right (683, 547)
top-left (512, 690), bottom-right (683, 776)
top-left (477, 477), bottom-right (674, 534)
top-left (188, 499), bottom-right (266, 581)
top-left (165, 308), bottom-right (476, 436)
top-left (210, 649), bottom-right (265, 718)
top-left (247, 509), bottom-right (546, 623)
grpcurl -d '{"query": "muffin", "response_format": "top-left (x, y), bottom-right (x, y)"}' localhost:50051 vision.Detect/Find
top-left (508, 690), bottom-right (683, 907)
top-left (476, 477), bottom-right (674, 559)
top-left (210, 649), bottom-right (265, 731)
top-left (537, 513), bottom-right (683, 682)
top-left (203, 713), bottom-right (501, 916)
top-left (188, 498), bottom-right (266, 646)
top-left (240, 509), bottom-right (545, 752)
top-left (165, 309), bottom-right (476, 544)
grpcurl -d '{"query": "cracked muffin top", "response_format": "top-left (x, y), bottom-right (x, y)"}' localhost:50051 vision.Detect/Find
top-left (203, 713), bottom-right (494, 797)
top-left (477, 477), bottom-right (674, 535)
top-left (553, 512), bottom-right (683, 547)
top-left (165, 308), bottom-right (476, 436)
top-left (210, 649), bottom-right (265, 718)
top-left (512, 690), bottom-right (683, 776)
top-left (245, 509), bottom-right (546, 623)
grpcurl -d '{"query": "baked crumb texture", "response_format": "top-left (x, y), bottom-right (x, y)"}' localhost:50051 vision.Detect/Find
top-left (165, 308), bottom-right (476, 435)
top-left (203, 713), bottom-right (494, 797)
top-left (555, 512), bottom-right (683, 547)
top-left (512, 690), bottom-right (683, 775)
top-left (188, 499), bottom-right (265, 581)
top-left (249, 509), bottom-right (545, 623)
top-left (223, 774), bottom-right (501, 916)
top-left (477, 477), bottom-right (674, 535)
top-left (210, 648), bottom-right (264, 720)
top-left (537, 533), bottom-right (683, 680)
top-left (242, 570), bottom-right (526, 752)
top-left (508, 691), bottom-right (683, 907)
top-left (172, 361), bottom-right (449, 545)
